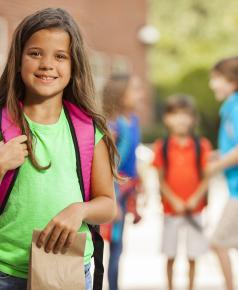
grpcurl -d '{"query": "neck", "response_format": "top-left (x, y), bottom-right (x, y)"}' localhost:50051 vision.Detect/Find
top-left (172, 134), bottom-right (190, 146)
top-left (23, 96), bottom-right (63, 125)
top-left (121, 109), bottom-right (132, 120)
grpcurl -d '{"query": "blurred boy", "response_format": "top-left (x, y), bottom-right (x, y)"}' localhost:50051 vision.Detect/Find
top-left (153, 95), bottom-right (212, 290)
top-left (207, 56), bottom-right (238, 290)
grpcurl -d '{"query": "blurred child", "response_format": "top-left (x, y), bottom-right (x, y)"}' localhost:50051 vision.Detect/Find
top-left (102, 74), bottom-right (143, 290)
top-left (152, 95), bottom-right (212, 290)
top-left (207, 56), bottom-right (238, 290)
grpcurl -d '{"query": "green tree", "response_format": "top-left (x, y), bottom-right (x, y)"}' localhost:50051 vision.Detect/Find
top-left (147, 0), bottom-right (238, 145)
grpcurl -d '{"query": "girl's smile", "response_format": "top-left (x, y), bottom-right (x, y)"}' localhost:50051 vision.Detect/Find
top-left (34, 74), bottom-right (59, 85)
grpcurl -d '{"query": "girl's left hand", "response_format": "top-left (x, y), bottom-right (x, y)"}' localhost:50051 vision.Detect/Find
top-left (37, 203), bottom-right (85, 254)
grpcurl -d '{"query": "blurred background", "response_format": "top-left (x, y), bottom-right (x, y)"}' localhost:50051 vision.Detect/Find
top-left (1, 0), bottom-right (238, 289)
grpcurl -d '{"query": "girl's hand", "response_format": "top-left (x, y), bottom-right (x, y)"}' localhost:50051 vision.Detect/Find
top-left (37, 203), bottom-right (85, 254)
top-left (0, 135), bottom-right (28, 177)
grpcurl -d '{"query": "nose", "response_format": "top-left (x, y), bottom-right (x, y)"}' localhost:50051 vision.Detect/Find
top-left (39, 56), bottom-right (54, 71)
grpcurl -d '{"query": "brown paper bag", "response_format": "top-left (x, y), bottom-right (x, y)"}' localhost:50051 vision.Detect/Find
top-left (27, 230), bottom-right (86, 290)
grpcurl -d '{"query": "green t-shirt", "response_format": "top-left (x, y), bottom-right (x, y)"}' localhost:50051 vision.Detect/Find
top-left (0, 109), bottom-right (103, 278)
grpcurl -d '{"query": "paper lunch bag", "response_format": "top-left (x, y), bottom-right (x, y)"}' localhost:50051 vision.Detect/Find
top-left (27, 230), bottom-right (86, 290)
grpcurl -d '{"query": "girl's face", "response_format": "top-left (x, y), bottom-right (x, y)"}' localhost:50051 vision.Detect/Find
top-left (21, 28), bottom-right (72, 102)
top-left (209, 72), bottom-right (237, 102)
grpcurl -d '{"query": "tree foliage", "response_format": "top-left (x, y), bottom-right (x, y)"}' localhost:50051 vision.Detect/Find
top-left (147, 0), bottom-right (238, 145)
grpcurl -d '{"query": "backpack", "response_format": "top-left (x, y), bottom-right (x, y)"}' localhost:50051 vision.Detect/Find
top-left (0, 100), bottom-right (104, 290)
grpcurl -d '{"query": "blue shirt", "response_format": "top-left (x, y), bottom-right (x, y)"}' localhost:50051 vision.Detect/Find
top-left (218, 91), bottom-right (238, 198)
top-left (115, 115), bottom-right (140, 178)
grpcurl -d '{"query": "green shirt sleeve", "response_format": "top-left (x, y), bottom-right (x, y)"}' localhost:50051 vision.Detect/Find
top-left (95, 127), bottom-right (104, 145)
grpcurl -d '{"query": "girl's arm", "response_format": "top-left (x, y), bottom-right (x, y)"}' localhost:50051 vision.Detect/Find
top-left (81, 138), bottom-right (117, 224)
top-left (37, 139), bottom-right (117, 254)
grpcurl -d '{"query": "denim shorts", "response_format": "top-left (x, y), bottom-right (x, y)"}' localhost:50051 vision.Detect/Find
top-left (0, 263), bottom-right (92, 290)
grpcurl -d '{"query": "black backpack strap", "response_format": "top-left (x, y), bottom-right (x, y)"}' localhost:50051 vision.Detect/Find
top-left (162, 136), bottom-right (169, 172)
top-left (192, 136), bottom-right (202, 177)
top-left (89, 225), bottom-right (104, 290)
top-left (90, 122), bottom-right (104, 290)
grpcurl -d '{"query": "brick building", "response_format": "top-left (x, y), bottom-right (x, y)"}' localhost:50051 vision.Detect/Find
top-left (0, 0), bottom-right (152, 122)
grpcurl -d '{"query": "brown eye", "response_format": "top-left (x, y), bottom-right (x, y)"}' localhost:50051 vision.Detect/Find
top-left (29, 51), bottom-right (41, 57)
top-left (56, 54), bottom-right (67, 60)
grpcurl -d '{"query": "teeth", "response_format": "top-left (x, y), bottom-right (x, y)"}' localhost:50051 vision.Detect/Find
top-left (38, 76), bottom-right (55, 80)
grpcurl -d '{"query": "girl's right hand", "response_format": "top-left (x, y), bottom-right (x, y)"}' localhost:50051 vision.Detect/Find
top-left (0, 135), bottom-right (28, 178)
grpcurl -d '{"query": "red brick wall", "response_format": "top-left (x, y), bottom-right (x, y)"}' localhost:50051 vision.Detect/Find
top-left (0, 0), bottom-right (147, 80)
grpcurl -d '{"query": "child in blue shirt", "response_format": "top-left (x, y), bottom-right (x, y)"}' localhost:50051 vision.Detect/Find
top-left (207, 56), bottom-right (238, 290)
top-left (102, 74), bottom-right (142, 290)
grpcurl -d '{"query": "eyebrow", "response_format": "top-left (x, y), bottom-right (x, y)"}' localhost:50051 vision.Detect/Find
top-left (57, 50), bottom-right (70, 54)
top-left (26, 47), bottom-right (42, 50)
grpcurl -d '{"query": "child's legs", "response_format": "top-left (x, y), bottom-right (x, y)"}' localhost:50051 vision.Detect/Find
top-left (212, 245), bottom-right (233, 290)
top-left (167, 259), bottom-right (175, 290)
top-left (188, 260), bottom-right (196, 290)
top-left (108, 194), bottom-right (127, 290)
top-left (108, 240), bottom-right (123, 290)
top-left (186, 214), bottom-right (209, 290)
top-left (210, 199), bottom-right (238, 290)
top-left (0, 272), bottom-right (27, 290)
top-left (162, 216), bottom-right (182, 290)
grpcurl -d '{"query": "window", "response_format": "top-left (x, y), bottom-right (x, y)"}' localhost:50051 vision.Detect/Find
top-left (111, 54), bottom-right (132, 75)
top-left (0, 17), bottom-right (8, 74)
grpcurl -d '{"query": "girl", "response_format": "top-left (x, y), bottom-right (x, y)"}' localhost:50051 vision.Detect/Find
top-left (0, 8), bottom-right (117, 290)
top-left (207, 56), bottom-right (238, 290)
top-left (102, 74), bottom-right (143, 290)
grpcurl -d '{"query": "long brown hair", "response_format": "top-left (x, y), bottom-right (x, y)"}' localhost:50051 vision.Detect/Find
top-left (0, 8), bottom-right (119, 178)
top-left (102, 74), bottom-right (130, 120)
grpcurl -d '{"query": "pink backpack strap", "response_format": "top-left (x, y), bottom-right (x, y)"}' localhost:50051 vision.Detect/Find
top-left (63, 100), bottom-right (94, 202)
top-left (0, 106), bottom-right (21, 214)
top-left (63, 101), bottom-right (105, 290)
